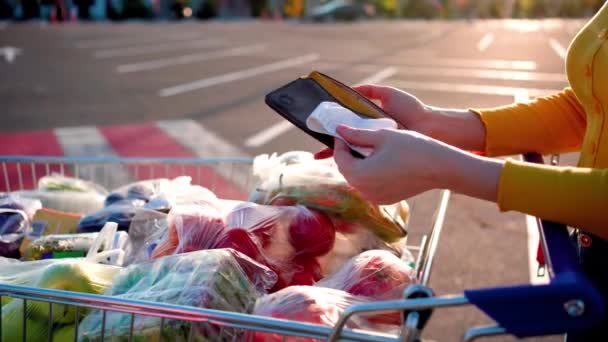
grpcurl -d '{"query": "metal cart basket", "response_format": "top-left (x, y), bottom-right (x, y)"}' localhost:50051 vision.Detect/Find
top-left (0, 155), bottom-right (604, 342)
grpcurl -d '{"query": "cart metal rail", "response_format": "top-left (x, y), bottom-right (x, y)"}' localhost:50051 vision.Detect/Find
top-left (0, 155), bottom-right (603, 341)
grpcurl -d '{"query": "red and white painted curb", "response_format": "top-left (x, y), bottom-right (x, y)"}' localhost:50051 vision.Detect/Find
top-left (0, 119), bottom-right (251, 199)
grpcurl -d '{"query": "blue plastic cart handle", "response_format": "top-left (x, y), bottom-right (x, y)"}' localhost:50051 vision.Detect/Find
top-left (464, 153), bottom-right (605, 338)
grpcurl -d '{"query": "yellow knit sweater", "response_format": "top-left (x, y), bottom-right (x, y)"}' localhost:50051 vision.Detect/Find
top-left (472, 2), bottom-right (608, 237)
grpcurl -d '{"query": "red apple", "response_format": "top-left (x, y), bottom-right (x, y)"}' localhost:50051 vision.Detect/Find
top-left (214, 228), bottom-right (263, 262)
top-left (289, 257), bottom-right (323, 286)
top-left (249, 286), bottom-right (359, 341)
top-left (225, 203), bottom-right (279, 248)
top-left (266, 266), bottom-right (287, 293)
top-left (153, 203), bottom-right (226, 257)
top-left (287, 208), bottom-right (335, 257)
top-left (328, 250), bottom-right (415, 325)
top-left (346, 251), bottom-right (414, 299)
top-left (173, 214), bottom-right (225, 254)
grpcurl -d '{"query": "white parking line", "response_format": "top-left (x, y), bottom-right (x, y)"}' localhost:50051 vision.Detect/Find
top-left (75, 32), bottom-right (201, 49)
top-left (54, 126), bottom-right (132, 188)
top-left (395, 56), bottom-right (537, 71)
top-left (389, 80), bottom-right (559, 98)
top-left (549, 38), bottom-right (567, 60)
top-left (393, 65), bottom-right (565, 83)
top-left (477, 33), bottom-right (495, 52)
top-left (95, 38), bottom-right (221, 59)
top-left (159, 53), bottom-right (320, 97)
top-left (243, 121), bottom-right (294, 149)
top-left (156, 120), bottom-right (252, 191)
top-left (355, 66), bottom-right (397, 85)
top-left (117, 44), bottom-right (265, 73)
top-left (244, 67), bottom-right (397, 148)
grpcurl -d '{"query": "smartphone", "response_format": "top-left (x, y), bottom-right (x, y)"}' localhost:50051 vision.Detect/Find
top-left (265, 74), bottom-right (385, 158)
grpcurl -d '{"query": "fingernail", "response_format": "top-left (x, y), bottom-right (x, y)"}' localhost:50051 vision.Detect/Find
top-left (313, 148), bottom-right (333, 159)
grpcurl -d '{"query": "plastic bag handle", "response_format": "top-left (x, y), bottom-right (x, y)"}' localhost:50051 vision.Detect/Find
top-left (86, 222), bottom-right (118, 261)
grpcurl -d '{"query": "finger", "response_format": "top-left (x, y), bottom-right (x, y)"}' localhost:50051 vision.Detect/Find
top-left (313, 147), bottom-right (333, 159)
top-left (332, 138), bottom-right (356, 171)
top-left (336, 125), bottom-right (383, 148)
top-left (352, 84), bottom-right (392, 102)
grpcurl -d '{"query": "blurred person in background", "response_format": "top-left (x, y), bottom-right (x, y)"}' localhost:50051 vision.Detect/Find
top-left (39, 0), bottom-right (55, 20)
top-left (20, 0), bottom-right (39, 19)
top-left (319, 2), bottom-right (608, 340)
top-left (74, 0), bottom-right (93, 19)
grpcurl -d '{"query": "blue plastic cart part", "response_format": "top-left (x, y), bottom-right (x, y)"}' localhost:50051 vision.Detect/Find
top-left (466, 154), bottom-right (605, 338)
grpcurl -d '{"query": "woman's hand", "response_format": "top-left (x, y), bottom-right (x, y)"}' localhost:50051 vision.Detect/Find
top-left (354, 84), bottom-right (433, 132)
top-left (332, 125), bottom-right (503, 204)
top-left (354, 84), bottom-right (487, 152)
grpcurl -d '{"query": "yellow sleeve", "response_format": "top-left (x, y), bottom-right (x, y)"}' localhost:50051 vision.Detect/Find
top-left (471, 88), bottom-right (587, 157)
top-left (499, 159), bottom-right (608, 238)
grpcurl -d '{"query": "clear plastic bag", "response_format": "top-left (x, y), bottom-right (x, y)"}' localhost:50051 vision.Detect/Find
top-left (0, 257), bottom-right (121, 341)
top-left (85, 222), bottom-right (130, 266)
top-left (122, 209), bottom-right (168, 265)
top-left (0, 208), bottom-right (30, 258)
top-left (248, 285), bottom-right (378, 342)
top-left (18, 208), bottom-right (83, 257)
top-left (78, 249), bottom-right (277, 342)
top-left (248, 152), bottom-right (408, 243)
top-left (23, 222), bottom-right (130, 264)
top-left (77, 201), bottom-right (161, 233)
top-left (38, 174), bottom-right (108, 196)
top-left (0, 195), bottom-right (41, 258)
top-left (148, 200), bottom-right (336, 291)
top-left (104, 176), bottom-right (216, 211)
top-left (23, 232), bottom-right (99, 260)
top-left (151, 201), bottom-right (225, 257)
top-left (15, 190), bottom-right (105, 214)
top-left (315, 249), bottom-right (416, 325)
top-left (316, 249), bottom-right (416, 299)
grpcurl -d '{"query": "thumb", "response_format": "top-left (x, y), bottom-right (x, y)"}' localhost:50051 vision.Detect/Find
top-left (336, 125), bottom-right (383, 148)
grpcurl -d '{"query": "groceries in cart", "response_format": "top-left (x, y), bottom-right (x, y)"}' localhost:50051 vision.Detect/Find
top-left (250, 286), bottom-right (369, 341)
top-left (0, 194), bottom-right (41, 258)
top-left (0, 152), bottom-right (414, 341)
top-left (0, 257), bottom-right (120, 341)
top-left (78, 249), bottom-right (276, 341)
top-left (249, 151), bottom-right (409, 243)
top-left (15, 174), bottom-right (107, 214)
top-left (104, 175), bottom-right (217, 210)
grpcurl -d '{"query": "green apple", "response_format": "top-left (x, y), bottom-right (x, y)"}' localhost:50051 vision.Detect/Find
top-left (1, 300), bottom-right (51, 342)
top-left (53, 324), bottom-right (76, 342)
top-left (30, 263), bottom-right (97, 324)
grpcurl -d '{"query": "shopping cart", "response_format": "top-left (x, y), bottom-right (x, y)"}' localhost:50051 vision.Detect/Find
top-left (0, 154), bottom-right (604, 342)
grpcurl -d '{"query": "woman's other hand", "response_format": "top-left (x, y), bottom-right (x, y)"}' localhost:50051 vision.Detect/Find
top-left (354, 84), bottom-right (486, 152)
top-left (354, 84), bottom-right (432, 132)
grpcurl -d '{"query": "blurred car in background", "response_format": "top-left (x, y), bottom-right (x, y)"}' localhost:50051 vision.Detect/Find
top-left (0, 0), bottom-right (14, 18)
top-left (306, 0), bottom-right (373, 21)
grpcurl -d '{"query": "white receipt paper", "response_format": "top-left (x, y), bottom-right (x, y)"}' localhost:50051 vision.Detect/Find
top-left (306, 101), bottom-right (397, 157)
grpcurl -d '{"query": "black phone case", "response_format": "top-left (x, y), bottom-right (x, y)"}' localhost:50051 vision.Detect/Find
top-left (265, 77), bottom-right (368, 158)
